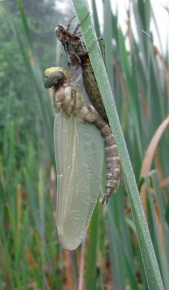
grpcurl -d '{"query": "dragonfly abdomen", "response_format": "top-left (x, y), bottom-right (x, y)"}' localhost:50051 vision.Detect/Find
top-left (94, 118), bottom-right (120, 203)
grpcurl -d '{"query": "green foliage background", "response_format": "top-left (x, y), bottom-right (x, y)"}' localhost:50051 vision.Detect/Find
top-left (0, 0), bottom-right (169, 289)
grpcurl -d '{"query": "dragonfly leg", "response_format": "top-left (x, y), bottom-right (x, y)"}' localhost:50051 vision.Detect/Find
top-left (72, 12), bottom-right (105, 61)
top-left (73, 12), bottom-right (90, 35)
top-left (88, 37), bottom-right (105, 63)
top-left (68, 42), bottom-right (82, 64)
top-left (67, 15), bottom-right (76, 32)
top-left (63, 41), bottom-right (79, 66)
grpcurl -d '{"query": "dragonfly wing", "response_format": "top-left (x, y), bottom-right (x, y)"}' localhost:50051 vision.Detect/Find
top-left (54, 111), bottom-right (104, 250)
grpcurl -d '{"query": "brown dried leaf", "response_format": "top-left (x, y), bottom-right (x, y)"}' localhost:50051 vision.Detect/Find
top-left (140, 116), bottom-right (169, 177)
top-left (140, 115), bottom-right (169, 208)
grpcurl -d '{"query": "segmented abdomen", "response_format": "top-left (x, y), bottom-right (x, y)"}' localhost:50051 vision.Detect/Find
top-left (94, 118), bottom-right (120, 204)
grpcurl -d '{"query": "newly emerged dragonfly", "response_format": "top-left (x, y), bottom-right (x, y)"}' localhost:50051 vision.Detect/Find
top-left (55, 15), bottom-right (108, 123)
top-left (44, 67), bottom-right (120, 249)
top-left (45, 67), bottom-right (104, 250)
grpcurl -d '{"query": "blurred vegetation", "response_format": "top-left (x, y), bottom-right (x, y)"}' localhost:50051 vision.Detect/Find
top-left (0, 0), bottom-right (169, 289)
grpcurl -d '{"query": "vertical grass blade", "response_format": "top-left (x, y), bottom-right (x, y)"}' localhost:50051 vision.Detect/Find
top-left (85, 202), bottom-right (99, 289)
top-left (71, 0), bottom-right (164, 288)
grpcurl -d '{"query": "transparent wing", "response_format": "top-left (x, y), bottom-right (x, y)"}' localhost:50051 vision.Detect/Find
top-left (54, 111), bottom-right (104, 250)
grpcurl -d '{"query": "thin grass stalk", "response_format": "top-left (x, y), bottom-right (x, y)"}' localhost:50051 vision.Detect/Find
top-left (78, 239), bottom-right (86, 290)
top-left (71, 0), bottom-right (164, 288)
top-left (85, 202), bottom-right (99, 289)
top-left (65, 250), bottom-right (74, 289)
top-left (145, 172), bottom-right (169, 289)
top-left (0, 239), bottom-right (13, 290)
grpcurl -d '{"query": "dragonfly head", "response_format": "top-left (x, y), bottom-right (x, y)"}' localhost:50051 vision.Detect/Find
top-left (44, 67), bottom-right (68, 88)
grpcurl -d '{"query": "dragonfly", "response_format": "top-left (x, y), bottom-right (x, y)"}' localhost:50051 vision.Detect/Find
top-left (44, 67), bottom-right (120, 249)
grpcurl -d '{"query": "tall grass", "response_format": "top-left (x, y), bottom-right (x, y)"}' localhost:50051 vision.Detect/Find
top-left (0, 0), bottom-right (169, 289)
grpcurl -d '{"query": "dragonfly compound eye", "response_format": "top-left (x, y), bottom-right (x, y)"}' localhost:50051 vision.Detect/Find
top-left (44, 71), bottom-right (65, 88)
